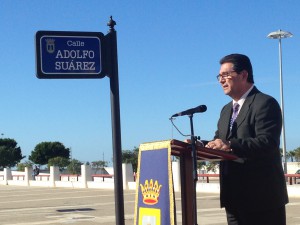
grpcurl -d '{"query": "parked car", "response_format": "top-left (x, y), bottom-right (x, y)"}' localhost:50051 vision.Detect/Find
top-left (296, 169), bottom-right (300, 174)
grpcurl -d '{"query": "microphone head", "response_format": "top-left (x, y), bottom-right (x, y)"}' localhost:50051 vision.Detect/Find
top-left (196, 105), bottom-right (207, 113)
top-left (171, 104), bottom-right (207, 118)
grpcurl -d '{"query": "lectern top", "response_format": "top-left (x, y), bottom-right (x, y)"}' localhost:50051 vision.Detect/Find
top-left (170, 139), bottom-right (242, 162)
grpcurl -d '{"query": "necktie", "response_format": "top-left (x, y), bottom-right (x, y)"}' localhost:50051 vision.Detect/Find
top-left (230, 103), bottom-right (240, 130)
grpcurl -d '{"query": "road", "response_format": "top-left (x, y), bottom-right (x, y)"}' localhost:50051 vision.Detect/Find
top-left (0, 185), bottom-right (299, 224)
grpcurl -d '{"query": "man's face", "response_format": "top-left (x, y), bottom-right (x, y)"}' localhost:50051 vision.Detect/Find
top-left (218, 62), bottom-right (243, 100)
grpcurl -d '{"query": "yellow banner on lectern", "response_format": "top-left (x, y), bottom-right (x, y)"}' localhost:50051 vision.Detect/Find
top-left (134, 140), bottom-right (175, 225)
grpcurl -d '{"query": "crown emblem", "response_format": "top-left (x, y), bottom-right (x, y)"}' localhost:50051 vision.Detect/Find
top-left (45, 38), bottom-right (55, 53)
top-left (140, 179), bottom-right (162, 205)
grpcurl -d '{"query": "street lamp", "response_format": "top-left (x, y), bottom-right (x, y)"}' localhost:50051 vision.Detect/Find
top-left (267, 29), bottom-right (293, 174)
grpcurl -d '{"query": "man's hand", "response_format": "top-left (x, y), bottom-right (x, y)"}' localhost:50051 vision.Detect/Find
top-left (205, 139), bottom-right (231, 152)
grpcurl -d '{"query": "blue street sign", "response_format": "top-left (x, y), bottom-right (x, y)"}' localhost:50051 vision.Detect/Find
top-left (35, 31), bottom-right (106, 79)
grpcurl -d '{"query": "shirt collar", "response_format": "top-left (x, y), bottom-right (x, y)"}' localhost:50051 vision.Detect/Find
top-left (232, 85), bottom-right (254, 112)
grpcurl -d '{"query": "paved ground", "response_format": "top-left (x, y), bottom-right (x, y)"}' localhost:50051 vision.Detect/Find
top-left (0, 185), bottom-right (299, 225)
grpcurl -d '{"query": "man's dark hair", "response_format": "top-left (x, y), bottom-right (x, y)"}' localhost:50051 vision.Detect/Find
top-left (220, 54), bottom-right (254, 83)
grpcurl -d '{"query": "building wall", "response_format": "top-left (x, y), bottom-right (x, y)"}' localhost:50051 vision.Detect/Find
top-left (287, 162), bottom-right (300, 174)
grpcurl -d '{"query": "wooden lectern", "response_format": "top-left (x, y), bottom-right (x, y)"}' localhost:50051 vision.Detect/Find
top-left (170, 139), bottom-right (241, 225)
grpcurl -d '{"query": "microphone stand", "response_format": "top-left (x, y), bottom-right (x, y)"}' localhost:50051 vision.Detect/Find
top-left (188, 113), bottom-right (198, 225)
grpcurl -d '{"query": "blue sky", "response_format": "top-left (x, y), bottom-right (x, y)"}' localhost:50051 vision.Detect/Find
top-left (1, 1), bottom-right (300, 165)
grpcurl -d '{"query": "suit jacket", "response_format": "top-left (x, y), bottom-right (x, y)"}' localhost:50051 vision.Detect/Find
top-left (215, 86), bottom-right (288, 212)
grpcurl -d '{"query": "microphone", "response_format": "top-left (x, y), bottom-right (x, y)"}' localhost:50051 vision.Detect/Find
top-left (171, 105), bottom-right (207, 117)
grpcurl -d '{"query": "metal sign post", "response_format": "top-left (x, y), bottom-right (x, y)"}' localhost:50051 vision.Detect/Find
top-left (106, 17), bottom-right (125, 225)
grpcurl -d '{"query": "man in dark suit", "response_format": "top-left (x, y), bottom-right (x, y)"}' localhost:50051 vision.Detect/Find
top-left (205, 54), bottom-right (288, 225)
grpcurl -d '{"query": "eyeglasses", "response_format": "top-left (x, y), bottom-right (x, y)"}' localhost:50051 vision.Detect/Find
top-left (216, 71), bottom-right (237, 81)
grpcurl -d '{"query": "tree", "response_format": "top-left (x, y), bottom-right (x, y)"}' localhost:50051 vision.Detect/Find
top-left (205, 161), bottom-right (219, 173)
top-left (197, 161), bottom-right (206, 170)
top-left (29, 142), bottom-right (70, 165)
top-left (294, 147), bottom-right (300, 162)
top-left (0, 138), bottom-right (25, 169)
top-left (48, 157), bottom-right (70, 172)
top-left (67, 159), bottom-right (82, 174)
top-left (287, 150), bottom-right (296, 162)
top-left (17, 160), bottom-right (33, 171)
top-left (122, 146), bottom-right (139, 172)
top-left (91, 160), bottom-right (108, 174)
